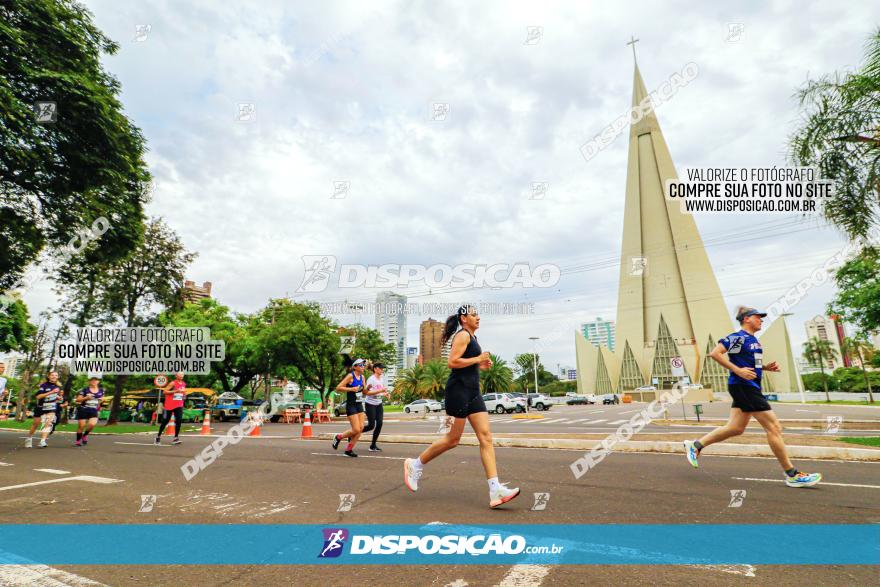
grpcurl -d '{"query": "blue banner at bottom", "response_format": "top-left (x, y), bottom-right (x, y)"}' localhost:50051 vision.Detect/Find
top-left (0, 524), bottom-right (877, 565)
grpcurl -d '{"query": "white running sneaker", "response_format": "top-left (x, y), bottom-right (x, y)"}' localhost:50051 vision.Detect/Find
top-left (38, 439), bottom-right (47, 448)
top-left (489, 483), bottom-right (520, 508)
top-left (25, 437), bottom-right (33, 448)
top-left (683, 440), bottom-right (700, 468)
top-left (403, 458), bottom-right (422, 492)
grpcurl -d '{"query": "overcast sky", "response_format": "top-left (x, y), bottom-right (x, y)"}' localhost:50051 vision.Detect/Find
top-left (12, 0), bottom-right (880, 374)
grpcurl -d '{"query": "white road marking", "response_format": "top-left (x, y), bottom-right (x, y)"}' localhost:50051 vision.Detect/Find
top-left (34, 468), bottom-right (70, 475)
top-left (538, 419), bottom-right (567, 424)
top-left (311, 452), bottom-right (406, 460)
top-left (733, 476), bottom-right (880, 489)
top-left (0, 462), bottom-right (12, 466)
top-left (114, 441), bottom-right (170, 446)
top-left (618, 409), bottom-right (638, 414)
top-left (588, 410), bottom-right (605, 414)
top-left (494, 564), bottom-right (551, 587)
top-left (608, 419), bottom-right (628, 425)
top-left (0, 564), bottom-right (109, 586)
top-left (586, 419), bottom-right (607, 424)
top-left (690, 564), bottom-right (757, 577)
top-left (0, 475), bottom-right (123, 492)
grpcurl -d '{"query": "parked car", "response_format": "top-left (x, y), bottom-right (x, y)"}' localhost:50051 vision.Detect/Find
top-left (403, 399), bottom-right (442, 414)
top-left (601, 393), bottom-right (621, 405)
top-left (526, 393), bottom-right (552, 410)
top-left (482, 393), bottom-right (525, 414)
top-left (565, 395), bottom-right (589, 405)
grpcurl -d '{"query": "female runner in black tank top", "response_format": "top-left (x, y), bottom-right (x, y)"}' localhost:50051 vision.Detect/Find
top-left (403, 305), bottom-right (520, 508)
top-left (332, 358), bottom-right (367, 457)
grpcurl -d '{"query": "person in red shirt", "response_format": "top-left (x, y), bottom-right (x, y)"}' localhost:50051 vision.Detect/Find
top-left (155, 372), bottom-right (186, 445)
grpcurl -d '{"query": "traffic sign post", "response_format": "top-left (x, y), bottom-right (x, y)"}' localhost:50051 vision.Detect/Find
top-left (154, 374), bottom-right (168, 388)
top-left (670, 357), bottom-right (686, 420)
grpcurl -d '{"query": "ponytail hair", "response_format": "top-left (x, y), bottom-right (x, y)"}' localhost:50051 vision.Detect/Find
top-left (441, 304), bottom-right (475, 345)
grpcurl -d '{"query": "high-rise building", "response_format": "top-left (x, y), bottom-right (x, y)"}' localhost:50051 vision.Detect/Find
top-left (406, 347), bottom-right (418, 369)
top-left (581, 317), bottom-right (616, 351)
top-left (804, 315), bottom-right (845, 370)
top-left (576, 57), bottom-right (799, 394)
top-left (420, 318), bottom-right (445, 363)
top-left (0, 354), bottom-right (25, 378)
top-left (375, 291), bottom-right (407, 383)
top-left (183, 280), bottom-right (212, 303)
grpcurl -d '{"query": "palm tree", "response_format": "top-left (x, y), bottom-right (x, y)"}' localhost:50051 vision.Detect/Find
top-left (789, 28), bottom-right (880, 239)
top-left (841, 336), bottom-right (875, 403)
top-left (481, 354), bottom-right (514, 393)
top-left (803, 337), bottom-right (839, 402)
top-left (392, 365), bottom-right (425, 405)
top-left (421, 359), bottom-right (451, 401)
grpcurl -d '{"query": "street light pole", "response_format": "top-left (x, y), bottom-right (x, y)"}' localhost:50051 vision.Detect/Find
top-left (529, 337), bottom-right (540, 414)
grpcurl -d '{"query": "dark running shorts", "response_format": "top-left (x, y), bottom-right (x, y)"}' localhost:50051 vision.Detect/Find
top-left (728, 383), bottom-right (772, 412)
top-left (76, 407), bottom-right (99, 420)
top-left (444, 386), bottom-right (487, 419)
top-left (345, 401), bottom-right (364, 416)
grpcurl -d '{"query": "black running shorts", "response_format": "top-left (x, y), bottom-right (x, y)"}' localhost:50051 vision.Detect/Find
top-left (728, 383), bottom-right (772, 412)
top-left (76, 407), bottom-right (99, 420)
top-left (444, 386), bottom-right (486, 419)
top-left (345, 400), bottom-right (364, 416)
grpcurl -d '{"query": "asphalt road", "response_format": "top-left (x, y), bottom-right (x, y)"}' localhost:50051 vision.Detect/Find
top-left (0, 426), bottom-right (877, 586)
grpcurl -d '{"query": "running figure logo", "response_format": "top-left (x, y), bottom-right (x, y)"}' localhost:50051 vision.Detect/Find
top-left (531, 492), bottom-right (550, 511)
top-left (139, 495), bottom-right (157, 513)
top-left (824, 415), bottom-right (843, 434)
top-left (728, 489), bottom-right (747, 508)
top-left (318, 528), bottom-right (349, 558)
top-left (337, 494), bottom-right (356, 512)
top-left (297, 255), bottom-right (337, 293)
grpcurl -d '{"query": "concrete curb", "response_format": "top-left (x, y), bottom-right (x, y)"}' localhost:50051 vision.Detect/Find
top-left (323, 433), bottom-right (880, 461)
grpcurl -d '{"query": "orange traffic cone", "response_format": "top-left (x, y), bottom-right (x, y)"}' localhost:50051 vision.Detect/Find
top-left (164, 418), bottom-right (175, 436)
top-left (248, 412), bottom-right (262, 437)
top-left (301, 410), bottom-right (313, 438)
top-left (200, 409), bottom-right (212, 435)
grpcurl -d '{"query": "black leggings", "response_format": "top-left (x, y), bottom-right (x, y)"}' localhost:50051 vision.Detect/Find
top-left (362, 403), bottom-right (383, 446)
top-left (157, 407), bottom-right (183, 437)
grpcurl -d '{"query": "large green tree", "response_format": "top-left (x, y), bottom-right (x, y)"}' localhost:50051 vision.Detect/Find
top-left (789, 28), bottom-right (880, 239)
top-left (421, 359), bottom-right (451, 401)
top-left (0, 0), bottom-right (150, 289)
top-left (840, 336), bottom-right (875, 402)
top-left (0, 295), bottom-right (35, 352)
top-left (97, 218), bottom-right (195, 424)
top-left (480, 353), bottom-right (513, 393)
top-left (803, 337), bottom-right (839, 402)
top-left (829, 246), bottom-right (880, 336)
top-left (159, 298), bottom-right (262, 394)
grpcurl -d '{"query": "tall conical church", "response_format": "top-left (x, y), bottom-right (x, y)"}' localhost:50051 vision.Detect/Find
top-left (578, 61), bottom-right (752, 394)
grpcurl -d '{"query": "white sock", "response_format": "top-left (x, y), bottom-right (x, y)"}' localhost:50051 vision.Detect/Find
top-left (412, 457), bottom-right (424, 470)
top-left (488, 477), bottom-right (501, 491)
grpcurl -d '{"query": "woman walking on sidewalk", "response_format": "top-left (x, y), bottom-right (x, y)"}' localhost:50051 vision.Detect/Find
top-left (683, 307), bottom-right (822, 487)
top-left (332, 359), bottom-right (367, 457)
top-left (363, 362), bottom-right (389, 452)
top-left (403, 304), bottom-right (520, 508)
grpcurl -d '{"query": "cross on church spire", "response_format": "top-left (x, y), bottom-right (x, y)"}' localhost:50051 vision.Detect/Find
top-left (626, 35), bottom-right (639, 62)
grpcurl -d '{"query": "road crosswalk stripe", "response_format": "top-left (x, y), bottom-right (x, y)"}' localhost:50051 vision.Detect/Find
top-left (608, 419), bottom-right (628, 424)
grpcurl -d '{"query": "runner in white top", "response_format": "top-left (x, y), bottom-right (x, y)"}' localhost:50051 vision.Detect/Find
top-left (362, 363), bottom-right (389, 452)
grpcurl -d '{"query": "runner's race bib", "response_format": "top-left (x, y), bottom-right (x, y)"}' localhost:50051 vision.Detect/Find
top-left (43, 393), bottom-right (58, 410)
top-left (754, 353), bottom-right (763, 369)
top-left (173, 393), bottom-right (184, 401)
top-left (86, 398), bottom-right (100, 408)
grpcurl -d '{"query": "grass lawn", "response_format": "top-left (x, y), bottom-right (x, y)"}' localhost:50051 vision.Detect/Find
top-left (383, 405), bottom-right (404, 413)
top-left (0, 420), bottom-right (161, 434)
top-left (838, 437), bottom-right (880, 448)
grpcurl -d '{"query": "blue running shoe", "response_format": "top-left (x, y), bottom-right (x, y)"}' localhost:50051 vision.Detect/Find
top-left (683, 440), bottom-right (700, 468)
top-left (785, 471), bottom-right (822, 488)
